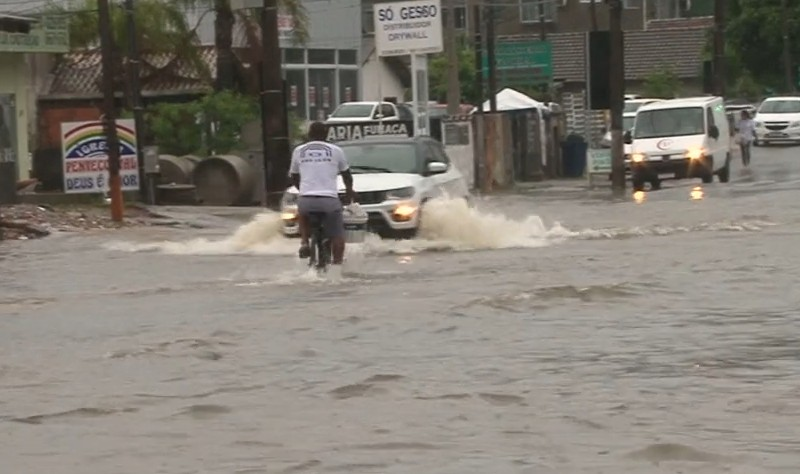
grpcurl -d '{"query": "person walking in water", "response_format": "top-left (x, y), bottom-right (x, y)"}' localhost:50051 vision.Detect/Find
top-left (737, 110), bottom-right (756, 167)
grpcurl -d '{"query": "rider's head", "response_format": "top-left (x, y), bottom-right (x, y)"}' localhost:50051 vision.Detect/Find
top-left (307, 121), bottom-right (327, 141)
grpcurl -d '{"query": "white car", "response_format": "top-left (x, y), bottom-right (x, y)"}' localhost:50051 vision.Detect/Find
top-left (753, 96), bottom-right (800, 145)
top-left (325, 101), bottom-right (414, 123)
top-left (280, 136), bottom-right (470, 239)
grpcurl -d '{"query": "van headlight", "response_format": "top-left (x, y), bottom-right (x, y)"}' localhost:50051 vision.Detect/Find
top-left (385, 186), bottom-right (415, 201)
top-left (631, 153), bottom-right (645, 163)
top-left (685, 148), bottom-right (705, 160)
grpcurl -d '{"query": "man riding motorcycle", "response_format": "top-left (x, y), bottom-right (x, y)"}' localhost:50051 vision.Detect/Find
top-left (288, 121), bottom-right (356, 267)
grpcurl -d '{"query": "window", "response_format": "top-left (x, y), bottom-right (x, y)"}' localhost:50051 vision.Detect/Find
top-left (427, 142), bottom-right (451, 164)
top-left (362, 8), bottom-right (375, 34)
top-left (706, 107), bottom-right (715, 132)
top-left (520, 0), bottom-right (556, 23)
top-left (340, 143), bottom-right (420, 174)
top-left (308, 49), bottom-right (335, 64)
top-left (646, 0), bottom-right (687, 20)
top-left (442, 6), bottom-right (467, 29)
top-left (379, 104), bottom-right (396, 119)
top-left (580, 0), bottom-right (637, 7)
top-left (633, 107), bottom-right (705, 139)
top-left (757, 100), bottom-right (800, 114)
top-left (338, 49), bottom-right (357, 65)
top-left (338, 69), bottom-right (358, 104)
top-left (284, 48), bottom-right (304, 64)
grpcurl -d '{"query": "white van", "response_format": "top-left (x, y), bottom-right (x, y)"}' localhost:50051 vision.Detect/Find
top-left (624, 96), bottom-right (731, 191)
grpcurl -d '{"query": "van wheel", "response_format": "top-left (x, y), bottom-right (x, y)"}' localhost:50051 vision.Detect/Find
top-left (632, 173), bottom-right (646, 192)
top-left (650, 178), bottom-right (661, 190)
top-left (717, 153), bottom-right (731, 183)
top-left (700, 156), bottom-right (714, 183)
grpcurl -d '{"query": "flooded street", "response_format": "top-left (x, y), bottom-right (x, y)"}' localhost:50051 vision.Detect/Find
top-left (2, 145), bottom-right (800, 473)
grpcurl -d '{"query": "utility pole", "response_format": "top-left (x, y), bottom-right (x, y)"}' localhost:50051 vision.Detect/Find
top-left (712, 0), bottom-right (725, 97)
top-left (444, 0), bottom-right (460, 115)
top-left (261, 0), bottom-right (290, 208)
top-left (782, 0), bottom-right (793, 92)
top-left (473, 4), bottom-right (483, 112)
top-left (608, 0), bottom-right (625, 196)
top-left (538, 0), bottom-right (546, 41)
top-left (485, 5), bottom-right (497, 112)
top-left (98, 0), bottom-right (123, 221)
top-left (124, 0), bottom-right (149, 203)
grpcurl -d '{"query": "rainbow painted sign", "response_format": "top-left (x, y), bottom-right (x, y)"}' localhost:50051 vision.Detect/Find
top-left (61, 119), bottom-right (140, 194)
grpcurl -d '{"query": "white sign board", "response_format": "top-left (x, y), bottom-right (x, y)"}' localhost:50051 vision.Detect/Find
top-left (373, 0), bottom-right (443, 57)
top-left (61, 119), bottom-right (140, 194)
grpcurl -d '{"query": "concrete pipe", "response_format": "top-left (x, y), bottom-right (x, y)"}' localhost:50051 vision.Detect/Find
top-left (158, 154), bottom-right (197, 185)
top-left (183, 155), bottom-right (202, 166)
top-left (192, 154), bottom-right (256, 206)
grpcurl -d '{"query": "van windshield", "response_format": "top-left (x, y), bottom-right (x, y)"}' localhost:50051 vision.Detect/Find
top-left (633, 107), bottom-right (705, 139)
top-left (758, 100), bottom-right (800, 114)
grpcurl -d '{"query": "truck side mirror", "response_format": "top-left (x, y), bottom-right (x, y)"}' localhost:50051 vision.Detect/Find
top-left (623, 130), bottom-right (633, 144)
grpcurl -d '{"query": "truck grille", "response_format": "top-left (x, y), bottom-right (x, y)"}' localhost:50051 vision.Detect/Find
top-left (766, 122), bottom-right (789, 131)
top-left (339, 191), bottom-right (385, 205)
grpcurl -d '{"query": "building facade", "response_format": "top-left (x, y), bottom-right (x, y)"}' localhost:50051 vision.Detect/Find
top-left (189, 0), bottom-right (363, 121)
top-left (0, 13), bottom-right (68, 181)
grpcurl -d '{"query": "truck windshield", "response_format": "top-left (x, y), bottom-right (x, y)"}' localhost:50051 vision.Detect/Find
top-left (634, 107), bottom-right (705, 139)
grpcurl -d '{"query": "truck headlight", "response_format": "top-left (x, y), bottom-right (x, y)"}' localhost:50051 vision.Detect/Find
top-left (385, 186), bottom-right (415, 201)
top-left (686, 148), bottom-right (705, 160)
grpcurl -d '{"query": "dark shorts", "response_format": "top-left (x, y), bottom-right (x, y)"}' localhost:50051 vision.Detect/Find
top-left (298, 195), bottom-right (344, 239)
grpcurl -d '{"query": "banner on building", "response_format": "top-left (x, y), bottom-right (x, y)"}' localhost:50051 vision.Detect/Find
top-left (61, 119), bottom-right (140, 194)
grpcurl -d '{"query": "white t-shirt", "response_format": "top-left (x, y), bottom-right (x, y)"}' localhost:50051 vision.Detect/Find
top-left (289, 141), bottom-right (350, 198)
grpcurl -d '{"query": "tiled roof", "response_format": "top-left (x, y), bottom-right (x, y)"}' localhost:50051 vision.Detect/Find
top-left (45, 45), bottom-right (217, 98)
top-left (500, 25), bottom-right (710, 83)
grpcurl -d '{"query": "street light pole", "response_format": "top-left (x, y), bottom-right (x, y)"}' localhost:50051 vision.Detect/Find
top-left (98, 0), bottom-right (124, 221)
top-left (609, 0), bottom-right (625, 196)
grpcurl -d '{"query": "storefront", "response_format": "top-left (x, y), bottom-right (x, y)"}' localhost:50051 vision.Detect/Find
top-left (0, 13), bottom-right (68, 182)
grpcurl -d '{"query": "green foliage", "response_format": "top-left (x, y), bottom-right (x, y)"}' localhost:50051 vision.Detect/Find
top-left (642, 66), bottom-right (682, 99)
top-left (726, 0), bottom-right (799, 91)
top-left (428, 37), bottom-right (480, 105)
top-left (734, 70), bottom-right (762, 102)
top-left (145, 91), bottom-right (258, 156)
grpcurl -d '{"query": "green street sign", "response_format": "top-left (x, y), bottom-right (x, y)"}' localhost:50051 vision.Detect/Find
top-left (481, 40), bottom-right (553, 86)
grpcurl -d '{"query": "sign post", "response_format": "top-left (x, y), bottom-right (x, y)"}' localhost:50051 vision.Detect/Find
top-left (373, 0), bottom-right (443, 137)
top-left (587, 148), bottom-right (612, 189)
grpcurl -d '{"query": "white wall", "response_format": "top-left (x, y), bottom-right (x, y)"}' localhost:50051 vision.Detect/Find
top-left (359, 39), bottom-right (404, 103)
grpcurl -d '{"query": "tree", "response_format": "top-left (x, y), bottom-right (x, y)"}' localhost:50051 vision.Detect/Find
top-left (51, 0), bottom-right (211, 90)
top-left (177, 0), bottom-right (309, 93)
top-left (726, 0), bottom-right (800, 91)
top-left (146, 90), bottom-right (259, 156)
top-left (428, 36), bottom-right (480, 105)
top-left (642, 66), bottom-right (682, 99)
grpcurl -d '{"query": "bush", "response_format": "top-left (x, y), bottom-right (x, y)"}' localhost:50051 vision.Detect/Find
top-left (642, 66), bottom-right (682, 99)
top-left (145, 91), bottom-right (259, 156)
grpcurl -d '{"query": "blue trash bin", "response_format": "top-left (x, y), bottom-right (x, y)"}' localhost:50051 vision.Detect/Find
top-left (561, 135), bottom-right (588, 177)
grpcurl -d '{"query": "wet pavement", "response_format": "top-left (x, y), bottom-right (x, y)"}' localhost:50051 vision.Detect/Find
top-left (2, 145), bottom-right (800, 473)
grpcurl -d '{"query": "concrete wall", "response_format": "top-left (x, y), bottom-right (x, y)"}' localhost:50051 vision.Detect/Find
top-left (0, 53), bottom-right (30, 181)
